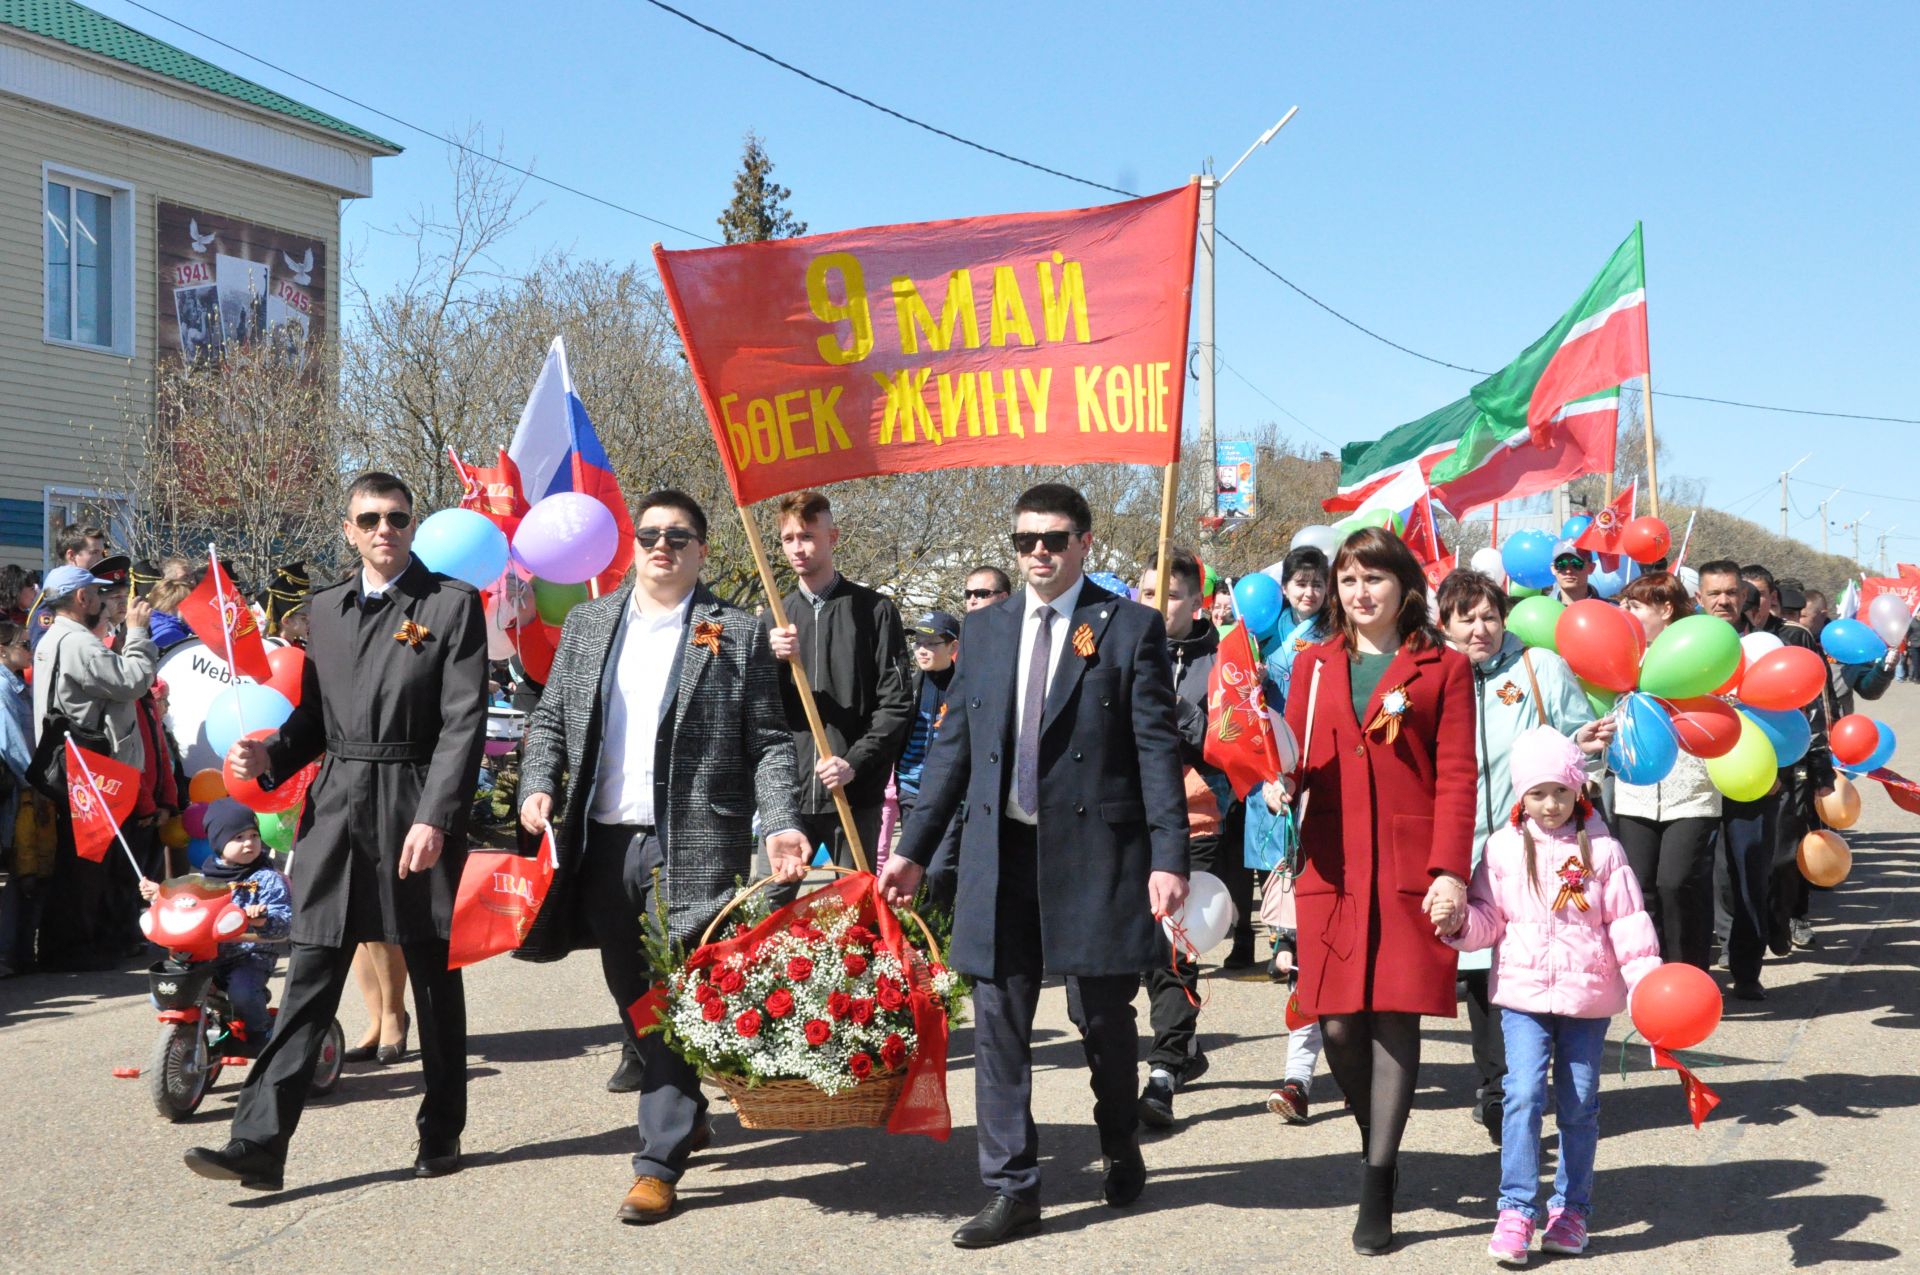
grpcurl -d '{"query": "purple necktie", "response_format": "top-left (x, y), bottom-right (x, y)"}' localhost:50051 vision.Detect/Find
top-left (1016, 605), bottom-right (1054, 815)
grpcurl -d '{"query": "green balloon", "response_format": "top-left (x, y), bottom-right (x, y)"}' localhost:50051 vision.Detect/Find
top-left (1707, 711), bottom-right (1779, 801)
top-left (1639, 614), bottom-right (1741, 699)
top-left (1509, 584), bottom-right (1545, 600)
top-left (1579, 677), bottom-right (1618, 717)
top-left (533, 578), bottom-right (590, 627)
top-left (258, 810), bottom-right (294, 854)
top-left (1507, 596), bottom-right (1565, 651)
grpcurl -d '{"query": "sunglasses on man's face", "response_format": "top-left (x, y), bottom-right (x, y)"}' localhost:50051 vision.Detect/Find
top-left (352, 510), bottom-right (414, 532)
top-left (1553, 557), bottom-right (1588, 572)
top-left (962, 587), bottom-right (1005, 601)
top-left (636, 527), bottom-right (703, 551)
top-left (1010, 530), bottom-right (1074, 555)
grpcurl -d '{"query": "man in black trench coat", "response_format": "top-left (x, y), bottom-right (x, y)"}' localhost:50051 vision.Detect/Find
top-left (185, 471), bottom-right (489, 1192)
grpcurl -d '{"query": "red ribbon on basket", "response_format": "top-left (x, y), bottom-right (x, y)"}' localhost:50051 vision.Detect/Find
top-left (1652, 1046), bottom-right (1722, 1129)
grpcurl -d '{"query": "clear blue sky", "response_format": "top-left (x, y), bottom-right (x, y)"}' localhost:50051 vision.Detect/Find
top-left (98, 0), bottom-right (1920, 564)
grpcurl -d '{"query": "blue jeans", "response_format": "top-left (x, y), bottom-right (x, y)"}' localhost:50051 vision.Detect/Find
top-left (222, 956), bottom-right (275, 1049)
top-left (1498, 1008), bottom-right (1608, 1221)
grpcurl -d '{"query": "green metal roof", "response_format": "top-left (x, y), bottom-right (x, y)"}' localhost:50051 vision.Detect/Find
top-left (0, 0), bottom-right (400, 152)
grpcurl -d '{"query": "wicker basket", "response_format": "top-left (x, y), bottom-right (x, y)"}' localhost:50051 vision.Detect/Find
top-left (696, 867), bottom-right (935, 1132)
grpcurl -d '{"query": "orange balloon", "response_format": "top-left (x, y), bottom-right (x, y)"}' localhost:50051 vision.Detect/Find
top-left (1621, 516), bottom-right (1672, 564)
top-left (188, 768), bottom-right (227, 804)
top-left (1798, 830), bottom-right (1852, 887)
top-left (1630, 962), bottom-right (1722, 1050)
top-left (1739, 646), bottom-right (1827, 711)
top-left (1555, 599), bottom-right (1647, 693)
top-left (1815, 775), bottom-right (1862, 830)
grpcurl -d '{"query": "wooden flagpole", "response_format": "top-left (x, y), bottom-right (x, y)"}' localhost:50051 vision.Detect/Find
top-left (1636, 221), bottom-right (1661, 518)
top-left (734, 504), bottom-right (870, 875)
top-left (1154, 463), bottom-right (1180, 620)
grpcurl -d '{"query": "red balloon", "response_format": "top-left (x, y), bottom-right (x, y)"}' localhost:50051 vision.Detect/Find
top-left (1555, 599), bottom-right (1647, 692)
top-left (1739, 646), bottom-right (1827, 711)
top-left (1620, 516), bottom-right (1672, 565)
top-left (223, 729), bottom-right (319, 814)
top-left (1665, 695), bottom-right (1741, 759)
top-left (1630, 962), bottom-right (1723, 1050)
top-left (1712, 648), bottom-right (1746, 697)
top-left (265, 645), bottom-right (307, 708)
top-left (1830, 714), bottom-right (1881, 767)
top-left (514, 619), bottom-right (560, 684)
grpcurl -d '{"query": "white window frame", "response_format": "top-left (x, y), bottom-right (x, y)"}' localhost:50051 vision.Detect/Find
top-left (43, 485), bottom-right (133, 572)
top-left (42, 163), bottom-right (136, 357)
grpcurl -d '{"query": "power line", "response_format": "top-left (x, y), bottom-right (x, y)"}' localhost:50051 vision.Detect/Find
top-left (1792, 476), bottom-right (1920, 508)
top-left (116, 0), bottom-right (720, 245)
top-left (1213, 353), bottom-right (1341, 448)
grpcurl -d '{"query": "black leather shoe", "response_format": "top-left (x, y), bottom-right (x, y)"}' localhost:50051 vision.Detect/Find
top-left (1137, 1073), bottom-right (1176, 1129)
top-left (952, 1195), bottom-right (1042, 1249)
top-left (414, 1139), bottom-right (461, 1178)
top-left (1101, 1139), bottom-right (1146, 1207)
top-left (607, 1042), bottom-right (645, 1094)
top-left (1352, 1163), bottom-right (1398, 1255)
top-left (184, 1140), bottom-right (284, 1192)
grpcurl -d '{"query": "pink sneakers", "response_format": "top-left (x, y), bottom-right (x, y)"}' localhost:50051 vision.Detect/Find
top-left (1541, 1208), bottom-right (1589, 1255)
top-left (1488, 1210), bottom-right (1534, 1265)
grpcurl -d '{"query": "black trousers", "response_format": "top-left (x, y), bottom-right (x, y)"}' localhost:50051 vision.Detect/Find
top-left (1460, 967), bottom-right (1506, 1109)
top-left (971, 819), bottom-right (1140, 1204)
top-left (1773, 776), bottom-right (1818, 932)
top-left (577, 820), bottom-right (708, 1181)
top-left (38, 814), bottom-right (106, 965)
top-left (1144, 809), bottom-right (1248, 1073)
top-left (230, 934), bottom-right (466, 1159)
top-left (1718, 796), bottom-right (1776, 985)
top-left (765, 804), bottom-right (885, 908)
top-left (1618, 814), bottom-right (1718, 970)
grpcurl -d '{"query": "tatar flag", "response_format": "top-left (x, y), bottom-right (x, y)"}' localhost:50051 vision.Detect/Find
top-left (179, 559), bottom-right (272, 682)
top-left (508, 336), bottom-right (635, 594)
top-left (1203, 621), bottom-right (1284, 799)
top-left (1575, 481), bottom-right (1639, 556)
top-left (66, 738), bottom-right (139, 863)
top-left (1326, 227), bottom-right (1646, 517)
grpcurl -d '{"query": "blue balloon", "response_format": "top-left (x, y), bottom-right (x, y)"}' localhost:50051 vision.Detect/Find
top-left (1502, 530), bottom-right (1558, 591)
top-left (1589, 556), bottom-right (1640, 600)
top-left (1086, 571), bottom-right (1132, 598)
top-left (414, 508), bottom-right (511, 589)
top-left (1821, 618), bottom-right (1887, 666)
top-left (1233, 573), bottom-right (1284, 643)
top-left (203, 683), bottom-right (294, 757)
top-left (1744, 704), bottom-right (1812, 767)
top-left (1855, 722), bottom-right (1898, 774)
top-left (1561, 514), bottom-right (1594, 541)
top-left (185, 837), bottom-right (214, 870)
top-left (1608, 691), bottom-right (1679, 785)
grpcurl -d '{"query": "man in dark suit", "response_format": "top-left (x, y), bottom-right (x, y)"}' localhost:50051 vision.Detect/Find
top-left (186, 471), bottom-right (489, 1192)
top-left (517, 489), bottom-right (806, 1226)
top-left (880, 482), bottom-right (1189, 1249)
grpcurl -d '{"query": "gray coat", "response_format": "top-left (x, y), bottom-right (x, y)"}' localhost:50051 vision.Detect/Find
top-left (516, 582), bottom-right (800, 958)
top-left (33, 616), bottom-right (158, 770)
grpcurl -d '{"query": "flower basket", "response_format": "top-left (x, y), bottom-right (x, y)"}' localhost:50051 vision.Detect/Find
top-left (639, 867), bottom-right (960, 1137)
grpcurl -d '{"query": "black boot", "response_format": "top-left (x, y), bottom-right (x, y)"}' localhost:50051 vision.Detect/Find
top-left (1353, 1163), bottom-right (1397, 1255)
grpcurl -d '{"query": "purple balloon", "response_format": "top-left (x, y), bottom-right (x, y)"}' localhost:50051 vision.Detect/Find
top-left (511, 493), bottom-right (618, 585)
top-left (182, 803), bottom-right (208, 840)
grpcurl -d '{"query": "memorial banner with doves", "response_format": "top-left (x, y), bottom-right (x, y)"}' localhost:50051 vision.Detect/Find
top-left (654, 185), bottom-right (1199, 504)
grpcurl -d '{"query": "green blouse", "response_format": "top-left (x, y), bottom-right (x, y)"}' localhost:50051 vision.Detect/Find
top-left (1350, 649), bottom-right (1397, 722)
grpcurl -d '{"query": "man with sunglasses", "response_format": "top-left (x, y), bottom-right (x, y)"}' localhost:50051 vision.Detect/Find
top-left (517, 489), bottom-right (806, 1225)
top-left (962, 565), bottom-right (1012, 612)
top-left (880, 482), bottom-right (1188, 1248)
top-left (186, 471), bottom-right (489, 1193)
top-left (1550, 541), bottom-right (1608, 605)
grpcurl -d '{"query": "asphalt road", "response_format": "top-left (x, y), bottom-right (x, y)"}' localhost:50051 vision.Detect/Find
top-left (6, 687), bottom-right (1920, 1273)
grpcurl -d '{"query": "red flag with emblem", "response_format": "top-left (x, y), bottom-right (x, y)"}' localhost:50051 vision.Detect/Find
top-left (1400, 490), bottom-right (1456, 589)
top-left (65, 738), bottom-right (140, 863)
top-left (178, 559), bottom-right (272, 682)
top-left (454, 446), bottom-right (531, 540)
top-left (1203, 621), bottom-right (1284, 799)
top-left (1574, 481), bottom-right (1637, 557)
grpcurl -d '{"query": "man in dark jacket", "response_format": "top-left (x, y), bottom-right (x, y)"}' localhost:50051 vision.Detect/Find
top-left (185, 472), bottom-right (489, 1193)
top-left (765, 490), bottom-right (912, 903)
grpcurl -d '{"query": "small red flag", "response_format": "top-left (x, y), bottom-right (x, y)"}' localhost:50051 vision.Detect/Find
top-left (179, 560), bottom-right (272, 682)
top-left (1575, 481), bottom-right (1637, 557)
top-left (66, 738), bottom-right (140, 863)
top-left (457, 447), bottom-right (531, 540)
top-left (1653, 1046), bottom-right (1722, 1128)
top-left (1399, 490), bottom-right (1456, 589)
top-left (1203, 621), bottom-right (1284, 800)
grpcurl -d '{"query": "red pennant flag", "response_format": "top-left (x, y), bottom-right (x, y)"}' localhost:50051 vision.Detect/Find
top-left (1652, 1046), bottom-right (1722, 1128)
top-left (1399, 490), bottom-right (1456, 588)
top-left (1203, 621), bottom-right (1284, 799)
top-left (456, 447), bottom-right (531, 540)
top-left (1865, 767), bottom-right (1920, 818)
top-left (65, 739), bottom-right (140, 863)
top-left (179, 560), bottom-right (272, 682)
top-left (1574, 480), bottom-right (1637, 557)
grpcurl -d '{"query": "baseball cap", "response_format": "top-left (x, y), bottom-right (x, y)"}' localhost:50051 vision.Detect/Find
top-left (912, 611), bottom-right (961, 642)
top-left (1551, 539), bottom-right (1591, 567)
top-left (42, 564), bottom-right (113, 601)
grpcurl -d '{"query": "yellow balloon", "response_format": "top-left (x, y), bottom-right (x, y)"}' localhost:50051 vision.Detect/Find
top-left (1797, 830), bottom-right (1851, 887)
top-left (1815, 775), bottom-right (1862, 830)
top-left (159, 815), bottom-right (189, 850)
top-left (1706, 711), bottom-right (1779, 802)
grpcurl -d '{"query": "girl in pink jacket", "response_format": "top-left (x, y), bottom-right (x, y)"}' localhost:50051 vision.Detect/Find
top-left (1446, 727), bottom-right (1661, 1265)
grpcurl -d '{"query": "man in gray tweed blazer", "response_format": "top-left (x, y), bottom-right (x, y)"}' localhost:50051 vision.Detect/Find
top-left (518, 488), bottom-right (806, 1226)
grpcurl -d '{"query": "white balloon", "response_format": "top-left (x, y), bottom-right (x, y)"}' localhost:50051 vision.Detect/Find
top-left (1163, 870), bottom-right (1237, 954)
top-left (1267, 709), bottom-right (1300, 774)
top-left (1867, 593), bottom-right (1914, 646)
top-left (1740, 631), bottom-right (1784, 663)
top-left (1291, 524), bottom-right (1341, 558)
top-left (1469, 547), bottom-right (1506, 583)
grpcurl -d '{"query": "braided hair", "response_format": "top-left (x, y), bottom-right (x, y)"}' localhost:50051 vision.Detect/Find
top-left (1509, 790), bottom-right (1595, 898)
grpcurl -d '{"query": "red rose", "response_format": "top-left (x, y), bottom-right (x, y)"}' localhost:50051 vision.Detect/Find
top-left (804, 1018), bottom-right (832, 1047)
top-left (875, 976), bottom-right (906, 1012)
top-left (686, 947), bottom-right (716, 971)
top-left (843, 924), bottom-right (876, 948)
top-left (764, 988), bottom-right (795, 1019)
top-left (827, 991), bottom-right (852, 1020)
top-left (789, 922), bottom-right (812, 938)
top-left (848, 1052), bottom-right (875, 1080)
top-left (717, 967), bottom-right (745, 996)
top-left (702, 998), bottom-right (727, 1022)
top-left (843, 953), bottom-right (868, 977)
top-left (693, 982), bottom-right (715, 1005)
top-left (787, 956), bottom-right (814, 981)
top-left (879, 1033), bottom-right (908, 1071)
top-left (850, 997), bottom-right (875, 1026)
top-left (734, 1009), bottom-right (763, 1038)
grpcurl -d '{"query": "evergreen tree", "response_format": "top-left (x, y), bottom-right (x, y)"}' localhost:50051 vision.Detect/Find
top-left (717, 130), bottom-right (807, 244)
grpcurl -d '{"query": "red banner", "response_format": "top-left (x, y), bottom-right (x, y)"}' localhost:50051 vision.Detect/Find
top-left (180, 559), bottom-right (272, 683)
top-left (655, 185), bottom-right (1199, 506)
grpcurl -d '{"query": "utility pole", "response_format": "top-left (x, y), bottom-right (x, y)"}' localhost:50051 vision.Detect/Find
top-left (1780, 452), bottom-right (1811, 539)
top-left (1195, 107), bottom-right (1297, 518)
top-left (1878, 526), bottom-right (1898, 575)
top-left (1820, 487), bottom-right (1844, 554)
top-left (1851, 510), bottom-right (1871, 566)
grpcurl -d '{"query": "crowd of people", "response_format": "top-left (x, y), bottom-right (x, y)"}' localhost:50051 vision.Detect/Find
top-left (0, 479), bottom-right (1900, 1262)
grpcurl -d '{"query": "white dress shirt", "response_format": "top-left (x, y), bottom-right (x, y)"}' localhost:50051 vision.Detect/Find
top-left (589, 591), bottom-right (692, 826)
top-left (1005, 573), bottom-right (1085, 825)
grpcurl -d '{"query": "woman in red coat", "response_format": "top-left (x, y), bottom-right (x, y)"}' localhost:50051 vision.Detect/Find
top-left (1274, 527), bottom-right (1476, 1255)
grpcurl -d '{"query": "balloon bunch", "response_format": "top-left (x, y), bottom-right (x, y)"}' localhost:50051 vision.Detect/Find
top-left (191, 645), bottom-right (322, 825)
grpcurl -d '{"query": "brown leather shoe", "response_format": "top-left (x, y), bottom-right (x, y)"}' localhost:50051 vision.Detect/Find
top-left (617, 1176), bottom-right (676, 1225)
top-left (687, 1119), bottom-right (712, 1156)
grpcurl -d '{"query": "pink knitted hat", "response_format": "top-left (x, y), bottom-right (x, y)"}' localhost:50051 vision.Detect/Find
top-left (1509, 725), bottom-right (1588, 798)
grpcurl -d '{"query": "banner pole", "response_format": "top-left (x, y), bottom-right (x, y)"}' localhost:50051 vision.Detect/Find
top-left (1637, 221), bottom-right (1661, 518)
top-left (733, 503), bottom-right (870, 875)
top-left (1154, 463), bottom-right (1179, 620)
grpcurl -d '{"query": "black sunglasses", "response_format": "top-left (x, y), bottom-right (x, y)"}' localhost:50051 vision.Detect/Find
top-left (352, 510), bottom-right (414, 531)
top-left (1553, 556), bottom-right (1589, 571)
top-left (962, 587), bottom-right (1005, 600)
top-left (913, 634), bottom-right (955, 647)
top-left (636, 527), bottom-right (703, 551)
top-left (1010, 530), bottom-right (1074, 555)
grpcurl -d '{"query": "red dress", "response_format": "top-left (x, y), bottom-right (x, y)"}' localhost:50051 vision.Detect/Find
top-left (1284, 635), bottom-right (1476, 1017)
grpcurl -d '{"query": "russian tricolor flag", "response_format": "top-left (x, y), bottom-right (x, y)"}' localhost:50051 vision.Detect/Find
top-left (508, 335), bottom-right (635, 592)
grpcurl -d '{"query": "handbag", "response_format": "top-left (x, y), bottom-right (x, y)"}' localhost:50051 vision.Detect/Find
top-left (448, 829), bottom-right (559, 969)
top-left (26, 634), bottom-right (115, 802)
